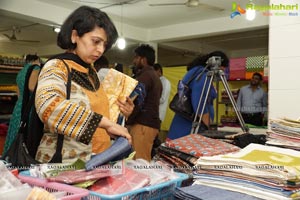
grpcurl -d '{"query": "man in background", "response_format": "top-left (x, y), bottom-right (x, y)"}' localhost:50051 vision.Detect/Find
top-left (237, 72), bottom-right (267, 126)
top-left (126, 44), bottom-right (162, 161)
top-left (153, 63), bottom-right (171, 123)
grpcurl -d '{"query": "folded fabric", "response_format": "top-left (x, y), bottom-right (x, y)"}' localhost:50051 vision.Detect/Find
top-left (174, 184), bottom-right (262, 200)
top-left (89, 167), bottom-right (150, 195)
top-left (47, 165), bottom-right (122, 184)
top-left (101, 69), bottom-right (138, 122)
top-left (158, 145), bottom-right (197, 166)
top-left (196, 143), bottom-right (300, 182)
top-left (165, 134), bottom-right (240, 158)
top-left (85, 137), bottom-right (132, 171)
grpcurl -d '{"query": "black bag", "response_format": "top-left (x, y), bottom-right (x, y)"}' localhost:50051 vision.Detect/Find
top-left (169, 68), bottom-right (204, 121)
top-left (2, 59), bottom-right (71, 168)
top-left (3, 122), bottom-right (40, 168)
top-left (233, 133), bottom-right (266, 148)
top-left (169, 83), bottom-right (194, 121)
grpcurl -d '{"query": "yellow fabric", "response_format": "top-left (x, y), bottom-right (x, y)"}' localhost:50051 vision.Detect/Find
top-left (89, 84), bottom-right (110, 154)
top-left (102, 69), bottom-right (138, 123)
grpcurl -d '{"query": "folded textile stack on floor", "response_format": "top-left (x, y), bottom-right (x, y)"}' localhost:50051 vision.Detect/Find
top-left (155, 134), bottom-right (240, 173)
top-left (267, 118), bottom-right (300, 150)
top-left (194, 143), bottom-right (300, 200)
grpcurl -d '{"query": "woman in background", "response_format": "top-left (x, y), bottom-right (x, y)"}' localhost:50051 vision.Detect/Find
top-left (167, 51), bottom-right (229, 140)
top-left (3, 54), bottom-right (41, 154)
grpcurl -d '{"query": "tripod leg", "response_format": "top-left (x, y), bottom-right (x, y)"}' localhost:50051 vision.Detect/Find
top-left (191, 71), bottom-right (214, 134)
top-left (219, 71), bottom-right (249, 133)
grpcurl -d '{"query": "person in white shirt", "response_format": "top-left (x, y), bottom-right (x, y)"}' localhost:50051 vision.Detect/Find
top-left (237, 72), bottom-right (267, 126)
top-left (154, 63), bottom-right (171, 122)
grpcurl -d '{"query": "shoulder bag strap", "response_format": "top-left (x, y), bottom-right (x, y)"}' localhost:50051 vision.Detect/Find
top-left (50, 59), bottom-right (72, 163)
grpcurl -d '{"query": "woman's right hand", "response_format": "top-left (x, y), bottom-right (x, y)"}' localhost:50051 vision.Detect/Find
top-left (99, 116), bottom-right (132, 144)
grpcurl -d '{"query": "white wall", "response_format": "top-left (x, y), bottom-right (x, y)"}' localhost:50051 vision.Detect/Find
top-left (269, 0), bottom-right (300, 120)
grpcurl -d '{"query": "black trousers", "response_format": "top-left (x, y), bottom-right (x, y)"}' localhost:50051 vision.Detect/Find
top-left (241, 112), bottom-right (263, 126)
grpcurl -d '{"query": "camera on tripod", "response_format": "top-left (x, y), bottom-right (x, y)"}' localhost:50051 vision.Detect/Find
top-left (191, 55), bottom-right (249, 134)
top-left (206, 56), bottom-right (222, 71)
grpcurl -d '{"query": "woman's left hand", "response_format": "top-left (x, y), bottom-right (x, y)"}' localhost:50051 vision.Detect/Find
top-left (117, 96), bottom-right (134, 118)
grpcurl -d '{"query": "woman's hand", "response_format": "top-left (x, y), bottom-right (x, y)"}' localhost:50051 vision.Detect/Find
top-left (117, 96), bottom-right (134, 119)
top-left (99, 116), bottom-right (132, 144)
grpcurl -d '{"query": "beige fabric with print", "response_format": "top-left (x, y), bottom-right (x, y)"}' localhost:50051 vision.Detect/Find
top-left (101, 69), bottom-right (138, 122)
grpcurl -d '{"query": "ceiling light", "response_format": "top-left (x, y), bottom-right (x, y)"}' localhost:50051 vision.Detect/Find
top-left (117, 37), bottom-right (126, 50)
top-left (53, 27), bottom-right (61, 33)
top-left (187, 0), bottom-right (199, 7)
top-left (117, 4), bottom-right (126, 50)
top-left (246, 1), bottom-right (256, 21)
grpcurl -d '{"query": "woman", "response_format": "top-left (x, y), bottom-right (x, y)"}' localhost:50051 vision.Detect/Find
top-left (167, 51), bottom-right (229, 140)
top-left (3, 54), bottom-right (41, 154)
top-left (35, 6), bottom-right (133, 163)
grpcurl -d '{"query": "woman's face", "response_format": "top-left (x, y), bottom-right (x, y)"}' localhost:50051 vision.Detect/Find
top-left (72, 26), bottom-right (107, 64)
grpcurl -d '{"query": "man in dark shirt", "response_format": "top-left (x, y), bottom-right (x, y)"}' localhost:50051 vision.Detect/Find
top-left (126, 44), bottom-right (162, 161)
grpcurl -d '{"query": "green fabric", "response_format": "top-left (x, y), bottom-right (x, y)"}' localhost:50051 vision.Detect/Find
top-left (3, 64), bottom-right (40, 154)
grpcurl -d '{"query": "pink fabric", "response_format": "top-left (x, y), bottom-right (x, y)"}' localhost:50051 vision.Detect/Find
top-left (229, 58), bottom-right (246, 80)
top-left (90, 167), bottom-right (150, 195)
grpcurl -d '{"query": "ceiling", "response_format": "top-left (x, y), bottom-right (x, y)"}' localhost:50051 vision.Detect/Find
top-left (0, 0), bottom-right (269, 66)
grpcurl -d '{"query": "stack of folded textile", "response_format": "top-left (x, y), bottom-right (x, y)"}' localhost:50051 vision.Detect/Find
top-left (156, 134), bottom-right (240, 173)
top-left (174, 184), bottom-right (262, 200)
top-left (194, 143), bottom-right (300, 200)
top-left (267, 118), bottom-right (300, 151)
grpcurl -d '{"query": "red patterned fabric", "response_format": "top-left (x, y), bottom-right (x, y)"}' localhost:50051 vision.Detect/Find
top-left (165, 134), bottom-right (240, 158)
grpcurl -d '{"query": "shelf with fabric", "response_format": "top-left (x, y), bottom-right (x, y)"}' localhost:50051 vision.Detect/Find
top-left (215, 80), bottom-right (268, 128)
top-left (0, 65), bottom-right (22, 74)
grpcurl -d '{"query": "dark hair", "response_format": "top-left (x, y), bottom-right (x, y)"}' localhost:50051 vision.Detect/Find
top-left (253, 72), bottom-right (263, 80)
top-left (153, 63), bottom-right (162, 74)
top-left (187, 51), bottom-right (229, 71)
top-left (115, 63), bottom-right (123, 73)
top-left (25, 54), bottom-right (40, 63)
top-left (94, 55), bottom-right (109, 71)
top-left (57, 6), bottom-right (118, 52)
top-left (134, 44), bottom-right (155, 66)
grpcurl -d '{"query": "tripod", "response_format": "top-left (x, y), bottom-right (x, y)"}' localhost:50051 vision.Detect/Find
top-left (190, 57), bottom-right (249, 134)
